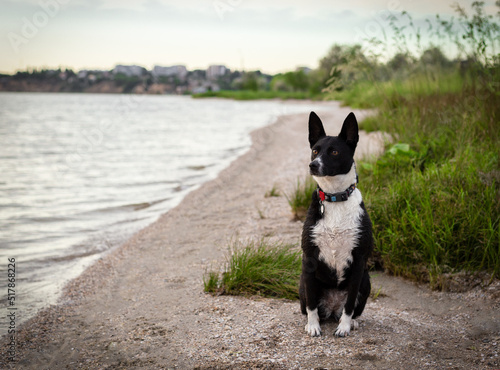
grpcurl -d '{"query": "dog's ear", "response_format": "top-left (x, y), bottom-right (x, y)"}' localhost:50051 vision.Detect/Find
top-left (308, 111), bottom-right (326, 148)
top-left (339, 112), bottom-right (359, 152)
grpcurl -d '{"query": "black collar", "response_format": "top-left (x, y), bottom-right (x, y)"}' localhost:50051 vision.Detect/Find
top-left (318, 183), bottom-right (357, 203)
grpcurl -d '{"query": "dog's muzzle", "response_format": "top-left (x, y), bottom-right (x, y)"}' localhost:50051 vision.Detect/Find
top-left (309, 160), bottom-right (321, 176)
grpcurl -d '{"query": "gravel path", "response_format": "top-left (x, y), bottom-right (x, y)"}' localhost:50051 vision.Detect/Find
top-left (1, 104), bottom-right (499, 369)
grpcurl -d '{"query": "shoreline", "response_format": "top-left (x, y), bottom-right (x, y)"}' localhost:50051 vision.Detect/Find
top-left (2, 106), bottom-right (499, 369)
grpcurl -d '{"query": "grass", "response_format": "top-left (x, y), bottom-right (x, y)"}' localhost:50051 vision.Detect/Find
top-left (286, 176), bottom-right (316, 221)
top-left (192, 90), bottom-right (320, 100)
top-left (203, 239), bottom-right (301, 300)
top-left (355, 85), bottom-right (500, 287)
top-left (331, 71), bottom-right (465, 109)
top-left (265, 184), bottom-right (281, 198)
top-left (370, 286), bottom-right (385, 300)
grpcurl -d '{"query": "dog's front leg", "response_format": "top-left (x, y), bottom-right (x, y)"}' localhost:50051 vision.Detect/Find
top-left (305, 306), bottom-right (321, 337)
top-left (301, 271), bottom-right (322, 337)
top-left (335, 258), bottom-right (364, 337)
top-left (305, 277), bottom-right (321, 337)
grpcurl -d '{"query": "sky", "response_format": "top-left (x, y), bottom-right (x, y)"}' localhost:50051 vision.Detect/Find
top-left (0, 0), bottom-right (498, 75)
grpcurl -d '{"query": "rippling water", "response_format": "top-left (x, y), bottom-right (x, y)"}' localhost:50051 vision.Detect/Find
top-left (0, 92), bottom-right (330, 332)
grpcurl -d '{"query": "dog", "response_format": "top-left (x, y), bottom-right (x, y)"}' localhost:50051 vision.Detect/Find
top-left (299, 111), bottom-right (373, 337)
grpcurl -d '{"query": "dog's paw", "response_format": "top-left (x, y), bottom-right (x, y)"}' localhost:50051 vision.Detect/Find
top-left (305, 322), bottom-right (322, 337)
top-left (335, 320), bottom-right (351, 337)
top-left (305, 307), bottom-right (321, 336)
top-left (335, 312), bottom-right (353, 337)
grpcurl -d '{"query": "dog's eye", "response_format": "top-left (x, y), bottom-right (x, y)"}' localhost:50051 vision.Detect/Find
top-left (312, 149), bottom-right (318, 156)
top-left (332, 150), bottom-right (339, 156)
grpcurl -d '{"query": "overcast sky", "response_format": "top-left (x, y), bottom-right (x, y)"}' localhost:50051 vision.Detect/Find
top-left (1, 0), bottom-right (497, 74)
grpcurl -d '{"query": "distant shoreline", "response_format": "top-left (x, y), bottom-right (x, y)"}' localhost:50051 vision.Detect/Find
top-left (0, 83), bottom-right (322, 100)
top-left (0, 65), bottom-right (322, 99)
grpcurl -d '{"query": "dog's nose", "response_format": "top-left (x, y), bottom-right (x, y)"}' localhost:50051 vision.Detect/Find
top-left (309, 161), bottom-right (320, 174)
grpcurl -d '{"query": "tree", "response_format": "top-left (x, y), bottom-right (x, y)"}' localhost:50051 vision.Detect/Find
top-left (420, 46), bottom-right (452, 68)
top-left (388, 53), bottom-right (413, 72)
top-left (320, 44), bottom-right (372, 93)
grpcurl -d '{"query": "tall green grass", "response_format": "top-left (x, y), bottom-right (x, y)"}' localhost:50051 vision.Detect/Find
top-left (204, 239), bottom-right (301, 300)
top-left (332, 71), bottom-right (465, 109)
top-left (357, 87), bottom-right (499, 286)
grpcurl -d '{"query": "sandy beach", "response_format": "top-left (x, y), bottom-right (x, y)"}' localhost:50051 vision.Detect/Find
top-left (2, 104), bottom-right (499, 369)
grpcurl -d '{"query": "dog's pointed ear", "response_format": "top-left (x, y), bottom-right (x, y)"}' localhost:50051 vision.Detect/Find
top-left (308, 111), bottom-right (326, 148)
top-left (339, 112), bottom-right (359, 152)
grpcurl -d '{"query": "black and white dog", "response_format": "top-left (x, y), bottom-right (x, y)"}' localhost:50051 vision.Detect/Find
top-left (299, 111), bottom-right (373, 337)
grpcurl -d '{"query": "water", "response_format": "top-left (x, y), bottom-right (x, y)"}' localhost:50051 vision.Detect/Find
top-left (0, 92), bottom-right (331, 333)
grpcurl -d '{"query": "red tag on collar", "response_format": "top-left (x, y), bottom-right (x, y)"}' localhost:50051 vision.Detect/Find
top-left (318, 190), bottom-right (325, 201)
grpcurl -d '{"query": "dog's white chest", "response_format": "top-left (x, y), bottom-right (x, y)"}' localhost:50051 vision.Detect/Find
top-left (312, 190), bottom-right (363, 281)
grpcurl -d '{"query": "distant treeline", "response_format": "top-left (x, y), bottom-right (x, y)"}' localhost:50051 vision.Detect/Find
top-left (0, 44), bottom-right (467, 97)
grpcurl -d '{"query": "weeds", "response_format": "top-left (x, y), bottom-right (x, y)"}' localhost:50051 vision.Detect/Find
top-left (286, 176), bottom-right (316, 221)
top-left (370, 286), bottom-right (385, 300)
top-left (203, 271), bottom-right (221, 294)
top-left (265, 185), bottom-right (281, 198)
top-left (203, 239), bottom-right (302, 300)
top-left (358, 89), bottom-right (499, 285)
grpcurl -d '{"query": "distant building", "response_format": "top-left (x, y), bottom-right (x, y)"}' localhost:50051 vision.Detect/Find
top-left (152, 65), bottom-right (187, 81)
top-left (77, 70), bottom-right (88, 79)
top-left (206, 65), bottom-right (229, 80)
top-left (188, 69), bottom-right (207, 80)
top-left (112, 65), bottom-right (145, 77)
